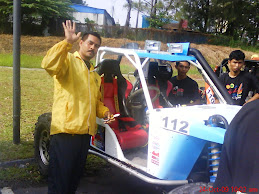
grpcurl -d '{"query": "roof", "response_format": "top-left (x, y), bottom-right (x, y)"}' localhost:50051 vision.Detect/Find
top-left (70, 4), bottom-right (115, 25)
top-left (71, 4), bottom-right (106, 14)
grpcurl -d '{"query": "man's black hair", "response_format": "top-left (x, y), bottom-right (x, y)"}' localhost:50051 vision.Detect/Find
top-left (176, 61), bottom-right (190, 66)
top-left (82, 32), bottom-right (102, 44)
top-left (229, 50), bottom-right (245, 61)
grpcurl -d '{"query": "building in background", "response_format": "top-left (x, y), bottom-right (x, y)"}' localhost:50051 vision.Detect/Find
top-left (71, 4), bottom-right (115, 26)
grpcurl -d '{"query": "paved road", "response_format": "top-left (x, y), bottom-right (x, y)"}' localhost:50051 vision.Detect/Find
top-left (1, 165), bottom-right (171, 194)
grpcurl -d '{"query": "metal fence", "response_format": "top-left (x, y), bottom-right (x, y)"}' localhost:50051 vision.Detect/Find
top-left (0, 21), bottom-right (211, 44)
top-left (76, 23), bottom-right (211, 44)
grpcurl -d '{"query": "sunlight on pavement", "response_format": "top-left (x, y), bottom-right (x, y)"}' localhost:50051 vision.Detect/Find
top-left (1, 187), bottom-right (14, 194)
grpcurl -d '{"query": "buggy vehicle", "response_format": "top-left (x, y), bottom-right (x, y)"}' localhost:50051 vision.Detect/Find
top-left (34, 41), bottom-right (242, 192)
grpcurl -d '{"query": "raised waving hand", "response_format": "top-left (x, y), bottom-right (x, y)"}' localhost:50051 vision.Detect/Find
top-left (62, 20), bottom-right (81, 44)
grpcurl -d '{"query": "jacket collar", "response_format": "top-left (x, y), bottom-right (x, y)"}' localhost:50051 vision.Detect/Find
top-left (74, 51), bottom-right (94, 71)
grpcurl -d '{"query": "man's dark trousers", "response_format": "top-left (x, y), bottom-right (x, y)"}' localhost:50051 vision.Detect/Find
top-left (48, 133), bottom-right (91, 194)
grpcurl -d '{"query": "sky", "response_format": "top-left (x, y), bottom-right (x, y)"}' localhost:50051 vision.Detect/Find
top-left (85, 0), bottom-right (143, 28)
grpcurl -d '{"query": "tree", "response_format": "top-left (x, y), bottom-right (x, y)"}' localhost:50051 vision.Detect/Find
top-left (0, 0), bottom-right (13, 33)
top-left (130, 0), bottom-right (146, 28)
top-left (241, 0), bottom-right (259, 45)
top-left (148, 0), bottom-right (174, 28)
top-left (70, 0), bottom-right (84, 4)
top-left (176, 0), bottom-right (212, 33)
top-left (130, 0), bottom-right (176, 29)
top-left (176, 0), bottom-right (258, 45)
top-left (0, 0), bottom-right (73, 35)
top-left (84, 17), bottom-right (96, 31)
top-left (135, 0), bottom-right (141, 28)
top-left (125, 0), bottom-right (133, 27)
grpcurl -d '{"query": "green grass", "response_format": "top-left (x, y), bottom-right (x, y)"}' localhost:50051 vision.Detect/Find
top-left (0, 163), bottom-right (43, 183)
top-left (0, 53), bottom-right (43, 68)
top-left (0, 67), bottom-right (52, 185)
top-left (91, 59), bottom-right (136, 74)
top-left (0, 155), bottom-right (108, 188)
top-left (0, 67), bottom-right (108, 185)
top-left (120, 64), bottom-right (136, 74)
top-left (0, 67), bottom-right (53, 161)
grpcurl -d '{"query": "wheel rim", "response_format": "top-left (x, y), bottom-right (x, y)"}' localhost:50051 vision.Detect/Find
top-left (39, 129), bottom-right (50, 165)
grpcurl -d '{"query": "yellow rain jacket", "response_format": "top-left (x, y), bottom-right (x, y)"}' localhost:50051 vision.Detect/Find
top-left (41, 40), bottom-right (109, 136)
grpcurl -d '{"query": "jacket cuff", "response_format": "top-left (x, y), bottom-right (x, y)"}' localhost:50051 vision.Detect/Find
top-left (63, 39), bottom-right (73, 50)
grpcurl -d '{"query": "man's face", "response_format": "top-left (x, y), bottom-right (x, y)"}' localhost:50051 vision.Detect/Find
top-left (228, 59), bottom-right (244, 73)
top-left (176, 61), bottom-right (190, 76)
top-left (79, 34), bottom-right (101, 61)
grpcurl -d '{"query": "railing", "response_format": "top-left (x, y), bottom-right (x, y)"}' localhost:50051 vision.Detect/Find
top-left (76, 23), bottom-right (211, 44)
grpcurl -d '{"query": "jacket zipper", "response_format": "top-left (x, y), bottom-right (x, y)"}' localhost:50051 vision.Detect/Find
top-left (78, 56), bottom-right (92, 130)
top-left (87, 68), bottom-right (91, 128)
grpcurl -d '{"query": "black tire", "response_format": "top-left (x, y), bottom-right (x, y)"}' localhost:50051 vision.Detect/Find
top-left (34, 112), bottom-right (51, 176)
top-left (168, 182), bottom-right (213, 194)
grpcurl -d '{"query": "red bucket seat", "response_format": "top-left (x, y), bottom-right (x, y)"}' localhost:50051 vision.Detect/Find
top-left (98, 59), bottom-right (148, 150)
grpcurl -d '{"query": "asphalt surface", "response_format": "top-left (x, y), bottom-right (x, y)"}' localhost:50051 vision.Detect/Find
top-left (1, 164), bottom-right (170, 194)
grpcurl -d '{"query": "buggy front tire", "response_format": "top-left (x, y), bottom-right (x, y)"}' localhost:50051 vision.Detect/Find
top-left (34, 112), bottom-right (51, 176)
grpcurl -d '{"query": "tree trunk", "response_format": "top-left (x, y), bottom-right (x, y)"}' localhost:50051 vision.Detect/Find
top-left (165, 0), bottom-right (173, 13)
top-left (135, 0), bottom-right (141, 28)
top-left (125, 0), bottom-right (132, 27)
top-left (150, 0), bottom-right (157, 19)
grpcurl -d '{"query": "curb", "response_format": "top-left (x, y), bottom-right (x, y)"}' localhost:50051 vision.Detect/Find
top-left (0, 158), bottom-right (35, 168)
top-left (0, 66), bottom-right (44, 71)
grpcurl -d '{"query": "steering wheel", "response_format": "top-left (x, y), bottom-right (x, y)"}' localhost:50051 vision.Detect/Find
top-left (126, 86), bottom-right (160, 110)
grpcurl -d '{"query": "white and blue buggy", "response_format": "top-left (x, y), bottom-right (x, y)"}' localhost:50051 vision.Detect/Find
top-left (34, 41), bottom-right (241, 192)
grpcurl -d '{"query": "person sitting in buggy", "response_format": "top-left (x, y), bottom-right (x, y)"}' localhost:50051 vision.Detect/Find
top-left (168, 61), bottom-right (201, 106)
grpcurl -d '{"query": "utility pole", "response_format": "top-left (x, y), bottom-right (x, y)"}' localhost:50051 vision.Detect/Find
top-left (13, 0), bottom-right (21, 144)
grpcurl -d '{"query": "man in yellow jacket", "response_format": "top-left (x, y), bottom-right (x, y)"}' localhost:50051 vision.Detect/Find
top-left (41, 20), bottom-right (113, 194)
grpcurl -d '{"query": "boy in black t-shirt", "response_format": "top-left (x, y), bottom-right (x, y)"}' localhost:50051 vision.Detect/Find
top-left (219, 50), bottom-right (259, 105)
top-left (168, 61), bottom-right (200, 106)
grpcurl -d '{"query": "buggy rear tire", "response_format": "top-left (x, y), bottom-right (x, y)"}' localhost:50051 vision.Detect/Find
top-left (168, 182), bottom-right (212, 194)
top-left (34, 112), bottom-right (51, 176)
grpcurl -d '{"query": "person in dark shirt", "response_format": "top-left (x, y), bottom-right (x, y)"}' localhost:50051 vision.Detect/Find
top-left (213, 99), bottom-right (259, 190)
top-left (168, 61), bottom-right (200, 106)
top-left (219, 50), bottom-right (259, 105)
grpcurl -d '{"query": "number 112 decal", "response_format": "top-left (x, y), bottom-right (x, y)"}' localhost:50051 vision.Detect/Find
top-left (162, 116), bottom-right (190, 135)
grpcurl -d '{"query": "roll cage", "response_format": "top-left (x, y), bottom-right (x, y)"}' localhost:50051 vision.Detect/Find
top-left (96, 45), bottom-right (234, 109)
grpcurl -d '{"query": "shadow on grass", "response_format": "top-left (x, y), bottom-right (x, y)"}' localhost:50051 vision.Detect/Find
top-left (0, 140), bottom-right (34, 162)
top-left (0, 162), bottom-right (47, 189)
top-left (0, 154), bottom-right (109, 189)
